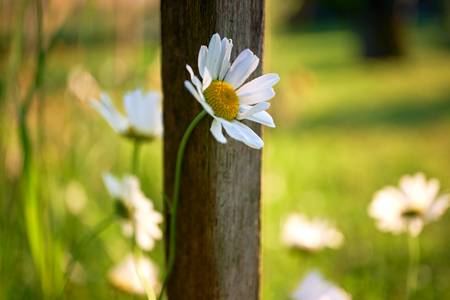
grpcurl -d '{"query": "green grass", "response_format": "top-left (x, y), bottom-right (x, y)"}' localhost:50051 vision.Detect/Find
top-left (1, 24), bottom-right (450, 299)
top-left (262, 27), bottom-right (450, 299)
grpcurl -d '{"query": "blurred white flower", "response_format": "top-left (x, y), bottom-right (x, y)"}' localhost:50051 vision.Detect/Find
top-left (185, 33), bottom-right (279, 149)
top-left (64, 181), bottom-right (87, 215)
top-left (369, 172), bottom-right (449, 237)
top-left (68, 67), bottom-right (101, 103)
top-left (282, 213), bottom-right (344, 252)
top-left (90, 89), bottom-right (162, 140)
top-left (108, 254), bottom-right (159, 296)
top-left (103, 173), bottom-right (163, 251)
top-left (292, 271), bottom-right (351, 300)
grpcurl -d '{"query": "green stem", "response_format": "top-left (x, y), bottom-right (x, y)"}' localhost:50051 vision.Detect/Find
top-left (132, 140), bottom-right (141, 175)
top-left (59, 214), bottom-right (116, 299)
top-left (406, 233), bottom-right (420, 299)
top-left (19, 0), bottom-right (51, 296)
top-left (157, 110), bottom-right (207, 300)
top-left (132, 243), bottom-right (156, 300)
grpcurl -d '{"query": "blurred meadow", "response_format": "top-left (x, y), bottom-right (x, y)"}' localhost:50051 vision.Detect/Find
top-left (1, 0), bottom-right (450, 299)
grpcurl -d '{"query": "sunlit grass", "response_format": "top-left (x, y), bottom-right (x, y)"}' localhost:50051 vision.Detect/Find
top-left (262, 26), bottom-right (450, 300)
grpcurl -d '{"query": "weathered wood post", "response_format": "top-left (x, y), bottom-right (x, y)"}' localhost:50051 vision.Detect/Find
top-left (161, 0), bottom-right (265, 299)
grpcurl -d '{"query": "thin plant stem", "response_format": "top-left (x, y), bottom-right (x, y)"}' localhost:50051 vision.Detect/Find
top-left (132, 140), bottom-right (141, 175)
top-left (157, 110), bottom-right (207, 300)
top-left (406, 233), bottom-right (420, 299)
top-left (59, 213), bottom-right (116, 299)
top-left (132, 241), bottom-right (156, 300)
top-left (129, 139), bottom-right (155, 300)
top-left (18, 0), bottom-right (53, 296)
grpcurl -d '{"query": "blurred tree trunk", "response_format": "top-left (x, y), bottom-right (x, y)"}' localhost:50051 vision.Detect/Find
top-left (161, 0), bottom-right (264, 299)
top-left (441, 0), bottom-right (450, 46)
top-left (357, 0), bottom-right (406, 58)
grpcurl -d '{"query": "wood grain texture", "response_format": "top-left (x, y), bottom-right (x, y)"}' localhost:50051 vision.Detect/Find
top-left (161, 0), bottom-right (264, 299)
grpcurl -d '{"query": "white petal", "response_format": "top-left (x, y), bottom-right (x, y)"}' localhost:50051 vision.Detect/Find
top-left (90, 93), bottom-right (128, 133)
top-left (184, 81), bottom-right (201, 101)
top-left (136, 228), bottom-right (154, 251)
top-left (221, 120), bottom-right (263, 149)
top-left (144, 91), bottom-right (163, 136)
top-left (186, 64), bottom-right (196, 81)
top-left (224, 49), bottom-right (259, 89)
top-left (198, 45), bottom-right (208, 77)
top-left (233, 121), bottom-right (264, 149)
top-left (210, 119), bottom-right (227, 144)
top-left (184, 81), bottom-right (214, 116)
top-left (238, 88), bottom-right (275, 105)
top-left (236, 73), bottom-right (280, 96)
top-left (202, 68), bottom-right (212, 91)
top-left (245, 111), bottom-right (275, 128)
top-left (102, 173), bottom-right (122, 199)
top-left (124, 89), bottom-right (162, 136)
top-left (205, 33), bottom-right (222, 79)
top-left (237, 102), bottom-right (270, 119)
top-left (425, 195), bottom-right (449, 221)
top-left (185, 64), bottom-right (202, 90)
top-left (199, 100), bottom-right (214, 117)
top-left (218, 38), bottom-right (233, 80)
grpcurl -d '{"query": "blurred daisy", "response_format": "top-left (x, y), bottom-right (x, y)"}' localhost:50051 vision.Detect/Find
top-left (68, 67), bottom-right (101, 103)
top-left (108, 254), bottom-right (159, 296)
top-left (292, 271), bottom-right (351, 300)
top-left (282, 213), bottom-right (344, 252)
top-left (103, 173), bottom-right (163, 251)
top-left (64, 181), bottom-right (87, 216)
top-left (369, 172), bottom-right (449, 236)
top-left (90, 89), bottom-right (162, 141)
top-left (184, 33), bottom-right (279, 149)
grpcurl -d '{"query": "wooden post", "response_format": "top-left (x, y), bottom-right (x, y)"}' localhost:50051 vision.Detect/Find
top-left (161, 0), bottom-right (264, 299)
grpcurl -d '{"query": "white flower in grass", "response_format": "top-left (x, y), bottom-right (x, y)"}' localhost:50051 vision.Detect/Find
top-left (103, 173), bottom-right (163, 251)
top-left (108, 254), bottom-right (159, 296)
top-left (282, 213), bottom-right (344, 252)
top-left (369, 172), bottom-right (449, 237)
top-left (292, 271), bottom-right (351, 300)
top-left (90, 89), bottom-right (162, 141)
top-left (184, 33), bottom-right (280, 149)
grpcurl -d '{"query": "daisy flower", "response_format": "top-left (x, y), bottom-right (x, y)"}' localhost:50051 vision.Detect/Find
top-left (369, 172), bottom-right (449, 236)
top-left (291, 271), bottom-right (352, 300)
top-left (103, 173), bottom-right (163, 251)
top-left (108, 254), bottom-right (159, 296)
top-left (90, 89), bottom-right (162, 141)
top-left (282, 213), bottom-right (344, 252)
top-left (184, 33), bottom-right (279, 149)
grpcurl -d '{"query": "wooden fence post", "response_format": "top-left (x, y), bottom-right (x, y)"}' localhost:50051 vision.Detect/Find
top-left (161, 0), bottom-right (265, 299)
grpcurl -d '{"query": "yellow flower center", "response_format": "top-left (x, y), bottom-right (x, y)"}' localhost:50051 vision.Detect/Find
top-left (203, 80), bottom-right (239, 121)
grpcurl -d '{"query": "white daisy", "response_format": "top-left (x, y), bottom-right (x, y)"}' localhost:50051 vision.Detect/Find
top-left (103, 173), bottom-right (163, 251)
top-left (292, 271), bottom-right (352, 300)
top-left (282, 213), bottom-right (344, 252)
top-left (108, 254), bottom-right (159, 296)
top-left (90, 89), bottom-right (162, 141)
top-left (184, 33), bottom-right (279, 149)
top-left (369, 172), bottom-right (449, 237)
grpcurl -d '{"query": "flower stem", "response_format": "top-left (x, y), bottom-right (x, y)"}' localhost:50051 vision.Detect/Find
top-left (157, 110), bottom-right (207, 300)
top-left (406, 234), bottom-right (420, 299)
top-left (59, 213), bottom-right (116, 299)
top-left (132, 140), bottom-right (141, 175)
top-left (132, 242), bottom-right (156, 300)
